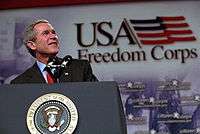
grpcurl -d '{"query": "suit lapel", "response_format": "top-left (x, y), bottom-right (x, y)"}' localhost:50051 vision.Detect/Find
top-left (29, 61), bottom-right (73, 83)
top-left (59, 64), bottom-right (72, 82)
top-left (27, 63), bottom-right (46, 83)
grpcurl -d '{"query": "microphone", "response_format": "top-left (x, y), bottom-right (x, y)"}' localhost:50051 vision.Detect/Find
top-left (46, 56), bottom-right (60, 78)
top-left (60, 55), bottom-right (72, 68)
top-left (47, 56), bottom-right (60, 68)
top-left (46, 55), bottom-right (72, 79)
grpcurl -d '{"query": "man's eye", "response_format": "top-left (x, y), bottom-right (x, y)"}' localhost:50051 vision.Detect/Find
top-left (52, 30), bottom-right (56, 34)
top-left (43, 31), bottom-right (49, 35)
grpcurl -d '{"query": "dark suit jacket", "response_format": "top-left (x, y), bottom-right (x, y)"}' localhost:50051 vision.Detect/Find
top-left (11, 59), bottom-right (98, 84)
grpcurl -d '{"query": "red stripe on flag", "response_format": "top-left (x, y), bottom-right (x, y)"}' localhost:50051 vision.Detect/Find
top-left (131, 16), bottom-right (196, 45)
top-left (136, 30), bottom-right (193, 38)
top-left (165, 30), bottom-right (193, 35)
top-left (160, 16), bottom-right (185, 21)
top-left (164, 23), bottom-right (189, 28)
top-left (169, 36), bottom-right (196, 42)
top-left (137, 32), bottom-right (167, 38)
top-left (141, 39), bottom-right (173, 45)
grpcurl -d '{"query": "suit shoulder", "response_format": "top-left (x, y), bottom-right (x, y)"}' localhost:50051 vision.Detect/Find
top-left (71, 59), bottom-right (90, 66)
top-left (71, 59), bottom-right (90, 65)
top-left (10, 66), bottom-right (35, 84)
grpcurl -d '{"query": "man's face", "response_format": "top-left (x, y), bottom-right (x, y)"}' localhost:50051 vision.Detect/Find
top-left (32, 22), bottom-right (60, 57)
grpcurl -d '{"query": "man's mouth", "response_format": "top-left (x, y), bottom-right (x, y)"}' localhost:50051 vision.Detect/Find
top-left (48, 42), bottom-right (58, 45)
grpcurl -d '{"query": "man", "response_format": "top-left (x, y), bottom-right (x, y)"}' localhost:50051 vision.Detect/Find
top-left (11, 19), bottom-right (98, 84)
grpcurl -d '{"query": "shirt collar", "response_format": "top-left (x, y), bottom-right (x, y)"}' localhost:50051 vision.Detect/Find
top-left (36, 60), bottom-right (46, 72)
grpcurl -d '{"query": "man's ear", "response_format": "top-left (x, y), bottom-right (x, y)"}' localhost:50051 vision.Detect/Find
top-left (27, 41), bottom-right (36, 50)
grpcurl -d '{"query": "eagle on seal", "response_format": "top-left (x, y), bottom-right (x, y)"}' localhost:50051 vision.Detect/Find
top-left (42, 106), bottom-right (64, 132)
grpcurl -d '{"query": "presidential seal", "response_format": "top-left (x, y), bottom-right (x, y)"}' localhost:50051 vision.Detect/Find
top-left (27, 93), bottom-right (78, 134)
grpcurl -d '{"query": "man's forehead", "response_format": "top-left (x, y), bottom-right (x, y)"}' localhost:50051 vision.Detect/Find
top-left (34, 22), bottom-right (54, 31)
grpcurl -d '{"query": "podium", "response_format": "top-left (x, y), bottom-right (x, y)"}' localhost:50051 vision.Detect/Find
top-left (0, 82), bottom-right (127, 134)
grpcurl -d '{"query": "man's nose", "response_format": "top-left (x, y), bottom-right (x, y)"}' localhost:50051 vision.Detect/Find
top-left (50, 33), bottom-right (58, 40)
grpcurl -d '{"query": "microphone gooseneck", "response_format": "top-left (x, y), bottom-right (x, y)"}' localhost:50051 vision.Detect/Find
top-left (61, 55), bottom-right (73, 68)
top-left (46, 55), bottom-right (72, 79)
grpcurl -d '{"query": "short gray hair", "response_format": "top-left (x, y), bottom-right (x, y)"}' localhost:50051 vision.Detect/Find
top-left (24, 19), bottom-right (49, 57)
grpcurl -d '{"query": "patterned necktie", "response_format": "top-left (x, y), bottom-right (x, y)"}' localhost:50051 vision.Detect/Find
top-left (46, 71), bottom-right (56, 84)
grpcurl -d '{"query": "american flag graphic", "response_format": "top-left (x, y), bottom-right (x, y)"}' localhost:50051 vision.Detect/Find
top-left (130, 16), bottom-right (196, 45)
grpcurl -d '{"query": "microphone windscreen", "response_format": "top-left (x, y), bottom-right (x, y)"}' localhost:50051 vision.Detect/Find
top-left (48, 56), bottom-right (60, 65)
top-left (61, 55), bottom-right (72, 66)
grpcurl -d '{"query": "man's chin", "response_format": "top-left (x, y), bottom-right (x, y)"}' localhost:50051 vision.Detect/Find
top-left (48, 51), bottom-right (59, 57)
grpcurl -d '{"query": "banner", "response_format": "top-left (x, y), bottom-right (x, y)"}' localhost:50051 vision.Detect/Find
top-left (0, 1), bottom-right (200, 133)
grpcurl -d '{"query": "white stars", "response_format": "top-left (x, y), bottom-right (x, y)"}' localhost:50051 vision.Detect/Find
top-left (150, 129), bottom-right (156, 134)
top-left (196, 127), bottom-right (200, 133)
top-left (194, 95), bottom-right (200, 102)
top-left (173, 112), bottom-right (180, 119)
top-left (149, 97), bottom-right (155, 103)
top-left (127, 114), bottom-right (134, 120)
top-left (171, 79), bottom-right (179, 87)
top-left (127, 81), bottom-right (133, 88)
